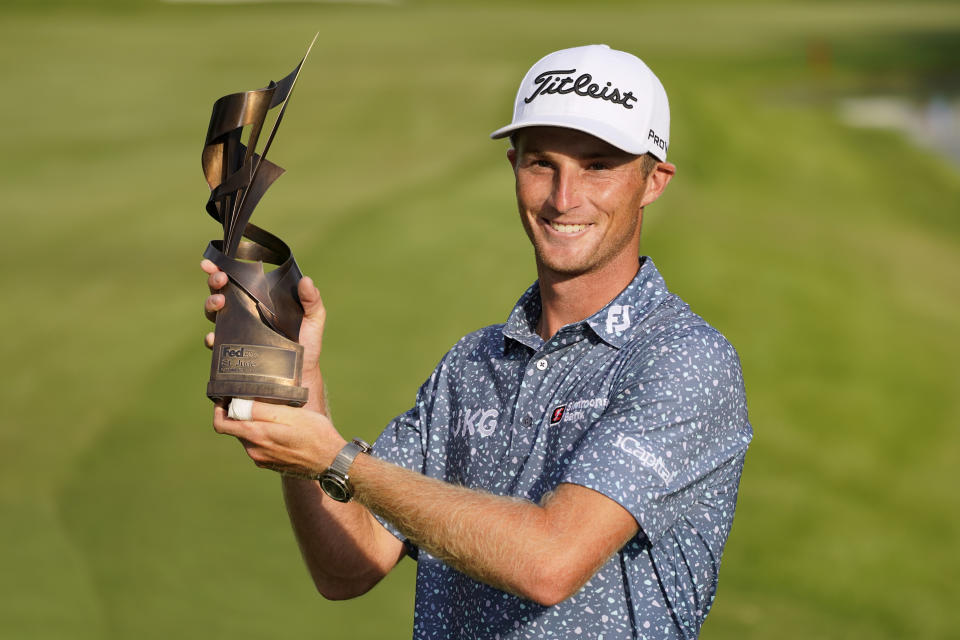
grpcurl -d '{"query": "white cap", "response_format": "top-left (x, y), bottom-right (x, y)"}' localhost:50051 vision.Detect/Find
top-left (490, 44), bottom-right (670, 160)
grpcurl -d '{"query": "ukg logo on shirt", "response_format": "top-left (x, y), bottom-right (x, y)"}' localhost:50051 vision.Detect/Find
top-left (451, 408), bottom-right (500, 438)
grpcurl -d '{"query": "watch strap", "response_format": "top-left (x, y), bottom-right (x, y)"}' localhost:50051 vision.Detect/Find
top-left (329, 441), bottom-right (362, 476)
top-left (317, 438), bottom-right (371, 501)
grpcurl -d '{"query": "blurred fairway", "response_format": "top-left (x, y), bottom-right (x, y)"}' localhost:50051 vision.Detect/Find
top-left (1, 0), bottom-right (959, 638)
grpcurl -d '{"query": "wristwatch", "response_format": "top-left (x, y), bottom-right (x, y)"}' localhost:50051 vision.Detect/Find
top-left (318, 438), bottom-right (372, 502)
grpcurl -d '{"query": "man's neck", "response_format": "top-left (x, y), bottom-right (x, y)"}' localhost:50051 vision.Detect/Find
top-left (536, 256), bottom-right (641, 340)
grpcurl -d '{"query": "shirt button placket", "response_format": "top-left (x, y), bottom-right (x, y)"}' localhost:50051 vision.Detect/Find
top-left (520, 358), bottom-right (550, 429)
top-left (516, 356), bottom-right (546, 436)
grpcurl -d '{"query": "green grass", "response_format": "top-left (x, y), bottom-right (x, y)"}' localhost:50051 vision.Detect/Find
top-left (1, 1), bottom-right (958, 638)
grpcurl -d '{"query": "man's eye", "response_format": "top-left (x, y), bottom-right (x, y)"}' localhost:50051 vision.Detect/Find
top-left (587, 162), bottom-right (608, 171)
top-left (534, 159), bottom-right (552, 168)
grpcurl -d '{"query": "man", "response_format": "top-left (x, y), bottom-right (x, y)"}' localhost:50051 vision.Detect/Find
top-left (202, 44), bottom-right (752, 639)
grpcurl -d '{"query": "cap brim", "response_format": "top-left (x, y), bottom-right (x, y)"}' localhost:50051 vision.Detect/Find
top-left (490, 116), bottom-right (663, 160)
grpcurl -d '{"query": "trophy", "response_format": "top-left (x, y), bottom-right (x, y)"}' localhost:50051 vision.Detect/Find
top-left (201, 36), bottom-right (317, 407)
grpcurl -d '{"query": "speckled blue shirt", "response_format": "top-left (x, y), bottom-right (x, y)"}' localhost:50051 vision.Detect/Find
top-left (373, 257), bottom-right (752, 639)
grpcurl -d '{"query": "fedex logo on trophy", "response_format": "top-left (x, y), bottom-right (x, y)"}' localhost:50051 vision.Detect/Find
top-left (221, 345), bottom-right (260, 360)
top-left (219, 344), bottom-right (262, 371)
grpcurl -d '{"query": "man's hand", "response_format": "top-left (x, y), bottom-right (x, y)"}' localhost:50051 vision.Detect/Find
top-left (213, 400), bottom-right (347, 476)
top-left (200, 259), bottom-right (326, 375)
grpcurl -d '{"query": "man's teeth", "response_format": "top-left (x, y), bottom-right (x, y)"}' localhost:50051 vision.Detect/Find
top-left (549, 221), bottom-right (588, 233)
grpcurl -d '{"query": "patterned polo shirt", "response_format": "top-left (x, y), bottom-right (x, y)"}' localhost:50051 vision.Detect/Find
top-left (373, 257), bottom-right (752, 639)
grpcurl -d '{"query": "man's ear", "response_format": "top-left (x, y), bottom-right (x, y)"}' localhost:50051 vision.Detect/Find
top-left (507, 147), bottom-right (517, 170)
top-left (641, 162), bottom-right (676, 207)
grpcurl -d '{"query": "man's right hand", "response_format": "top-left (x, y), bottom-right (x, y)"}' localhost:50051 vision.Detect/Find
top-left (200, 258), bottom-right (327, 377)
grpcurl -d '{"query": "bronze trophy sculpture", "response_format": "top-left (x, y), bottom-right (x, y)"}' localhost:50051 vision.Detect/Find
top-left (202, 37), bottom-right (317, 407)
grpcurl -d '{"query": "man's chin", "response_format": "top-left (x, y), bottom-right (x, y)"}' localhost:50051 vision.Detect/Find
top-left (535, 254), bottom-right (594, 279)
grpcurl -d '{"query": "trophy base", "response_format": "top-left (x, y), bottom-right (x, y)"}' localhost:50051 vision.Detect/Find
top-left (207, 379), bottom-right (309, 406)
top-left (207, 283), bottom-right (309, 407)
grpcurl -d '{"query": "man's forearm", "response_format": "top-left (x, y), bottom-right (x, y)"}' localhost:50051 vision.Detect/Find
top-left (282, 367), bottom-right (403, 599)
top-left (281, 475), bottom-right (402, 599)
top-left (235, 369), bottom-right (631, 605)
top-left (294, 369), bottom-right (568, 601)
top-left (349, 454), bottom-right (621, 606)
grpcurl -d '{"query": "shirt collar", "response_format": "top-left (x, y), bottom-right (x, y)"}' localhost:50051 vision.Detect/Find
top-left (502, 280), bottom-right (545, 351)
top-left (502, 257), bottom-right (672, 350)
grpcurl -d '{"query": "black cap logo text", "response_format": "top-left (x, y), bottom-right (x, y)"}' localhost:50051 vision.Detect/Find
top-left (524, 68), bottom-right (638, 110)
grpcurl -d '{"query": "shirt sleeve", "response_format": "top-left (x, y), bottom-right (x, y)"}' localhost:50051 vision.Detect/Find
top-left (561, 325), bottom-right (752, 544)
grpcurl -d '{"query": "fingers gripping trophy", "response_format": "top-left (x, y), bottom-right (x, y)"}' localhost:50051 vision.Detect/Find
top-left (202, 37), bottom-right (318, 410)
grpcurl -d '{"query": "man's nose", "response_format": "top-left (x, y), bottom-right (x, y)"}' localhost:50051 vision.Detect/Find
top-left (549, 167), bottom-right (582, 213)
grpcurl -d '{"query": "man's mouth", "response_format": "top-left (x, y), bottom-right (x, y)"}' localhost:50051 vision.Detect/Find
top-left (547, 220), bottom-right (590, 234)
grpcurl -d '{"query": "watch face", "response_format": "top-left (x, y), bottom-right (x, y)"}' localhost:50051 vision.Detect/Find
top-left (321, 475), bottom-right (350, 502)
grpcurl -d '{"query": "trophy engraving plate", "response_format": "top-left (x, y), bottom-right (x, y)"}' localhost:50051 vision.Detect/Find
top-left (217, 344), bottom-right (298, 379)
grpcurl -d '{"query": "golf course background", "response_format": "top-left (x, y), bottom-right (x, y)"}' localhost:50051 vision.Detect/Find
top-left (2, 0), bottom-right (958, 637)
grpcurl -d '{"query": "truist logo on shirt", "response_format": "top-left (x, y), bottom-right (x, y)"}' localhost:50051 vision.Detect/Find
top-left (605, 305), bottom-right (632, 334)
top-left (524, 68), bottom-right (639, 110)
top-left (451, 408), bottom-right (500, 438)
top-left (549, 397), bottom-right (609, 425)
top-left (614, 434), bottom-right (676, 485)
top-left (549, 405), bottom-right (566, 424)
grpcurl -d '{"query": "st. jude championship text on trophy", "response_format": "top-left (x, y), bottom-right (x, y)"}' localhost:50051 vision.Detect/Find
top-left (201, 38), bottom-right (317, 407)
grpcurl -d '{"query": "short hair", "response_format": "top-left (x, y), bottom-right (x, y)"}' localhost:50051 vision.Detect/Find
top-left (639, 152), bottom-right (659, 178)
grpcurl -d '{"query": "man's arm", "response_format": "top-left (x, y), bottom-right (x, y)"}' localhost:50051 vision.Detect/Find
top-left (201, 260), bottom-right (404, 599)
top-left (352, 456), bottom-right (639, 606)
top-left (212, 401), bottom-right (639, 607)
top-left (280, 470), bottom-right (405, 599)
top-left (279, 370), bottom-right (406, 600)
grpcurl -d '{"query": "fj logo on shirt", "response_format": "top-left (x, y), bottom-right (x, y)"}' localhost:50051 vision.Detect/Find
top-left (614, 434), bottom-right (676, 485)
top-left (451, 408), bottom-right (500, 438)
top-left (605, 305), bottom-right (632, 334)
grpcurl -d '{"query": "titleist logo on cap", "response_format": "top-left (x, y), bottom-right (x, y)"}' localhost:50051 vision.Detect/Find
top-left (524, 68), bottom-right (638, 110)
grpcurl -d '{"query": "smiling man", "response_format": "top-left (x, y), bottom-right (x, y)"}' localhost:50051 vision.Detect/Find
top-left (203, 44), bottom-right (752, 639)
